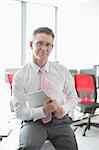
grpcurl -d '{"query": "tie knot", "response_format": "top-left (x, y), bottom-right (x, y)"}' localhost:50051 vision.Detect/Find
top-left (40, 67), bottom-right (45, 73)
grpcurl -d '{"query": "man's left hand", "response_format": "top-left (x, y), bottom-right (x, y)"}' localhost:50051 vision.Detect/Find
top-left (54, 106), bottom-right (66, 119)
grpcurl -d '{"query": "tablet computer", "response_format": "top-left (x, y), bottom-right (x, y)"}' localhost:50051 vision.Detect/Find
top-left (25, 90), bottom-right (49, 108)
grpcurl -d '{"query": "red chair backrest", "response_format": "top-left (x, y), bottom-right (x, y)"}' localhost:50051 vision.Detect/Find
top-left (7, 74), bottom-right (14, 90)
top-left (74, 74), bottom-right (95, 104)
top-left (75, 74), bottom-right (95, 92)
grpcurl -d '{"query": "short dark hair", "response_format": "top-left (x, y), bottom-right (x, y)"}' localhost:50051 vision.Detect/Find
top-left (33, 27), bottom-right (55, 39)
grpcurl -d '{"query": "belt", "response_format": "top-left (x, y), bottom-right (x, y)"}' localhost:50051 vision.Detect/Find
top-left (24, 114), bottom-right (69, 123)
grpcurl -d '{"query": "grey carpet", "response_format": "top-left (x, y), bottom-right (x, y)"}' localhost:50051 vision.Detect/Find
top-left (75, 126), bottom-right (99, 150)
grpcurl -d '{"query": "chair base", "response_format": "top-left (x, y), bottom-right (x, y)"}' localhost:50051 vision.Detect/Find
top-left (0, 136), bottom-right (2, 141)
top-left (75, 122), bottom-right (99, 136)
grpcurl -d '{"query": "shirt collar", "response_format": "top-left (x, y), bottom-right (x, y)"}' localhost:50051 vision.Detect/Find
top-left (31, 61), bottom-right (49, 74)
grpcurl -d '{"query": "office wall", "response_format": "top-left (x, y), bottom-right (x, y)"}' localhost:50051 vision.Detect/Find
top-left (0, 1), bottom-right (21, 83)
top-left (0, 1), bottom-right (21, 73)
top-left (0, 0), bottom-right (99, 73)
top-left (57, 1), bottom-right (99, 69)
top-left (97, 2), bottom-right (99, 62)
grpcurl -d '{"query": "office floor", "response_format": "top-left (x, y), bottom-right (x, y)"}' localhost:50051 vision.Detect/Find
top-left (76, 125), bottom-right (99, 150)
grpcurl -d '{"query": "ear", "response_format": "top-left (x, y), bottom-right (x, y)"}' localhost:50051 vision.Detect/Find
top-left (30, 41), bottom-right (33, 49)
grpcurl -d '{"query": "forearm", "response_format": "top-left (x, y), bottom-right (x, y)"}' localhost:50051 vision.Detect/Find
top-left (14, 103), bottom-right (46, 121)
top-left (13, 75), bottom-right (46, 121)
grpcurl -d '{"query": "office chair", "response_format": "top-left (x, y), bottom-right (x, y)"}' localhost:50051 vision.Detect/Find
top-left (93, 65), bottom-right (99, 88)
top-left (69, 69), bottom-right (78, 76)
top-left (5, 68), bottom-right (20, 112)
top-left (80, 68), bottom-right (96, 81)
top-left (6, 73), bottom-right (15, 112)
top-left (7, 74), bottom-right (14, 95)
top-left (74, 74), bottom-right (99, 136)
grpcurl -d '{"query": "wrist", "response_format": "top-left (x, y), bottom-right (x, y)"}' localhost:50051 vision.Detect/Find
top-left (43, 106), bottom-right (48, 115)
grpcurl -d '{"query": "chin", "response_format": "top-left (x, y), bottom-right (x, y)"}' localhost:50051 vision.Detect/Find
top-left (39, 54), bottom-right (48, 59)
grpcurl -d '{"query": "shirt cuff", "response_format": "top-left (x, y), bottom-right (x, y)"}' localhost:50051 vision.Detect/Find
top-left (61, 104), bottom-right (69, 114)
top-left (31, 106), bottom-right (46, 121)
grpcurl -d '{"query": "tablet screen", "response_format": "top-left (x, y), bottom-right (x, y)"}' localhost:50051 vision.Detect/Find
top-left (26, 90), bottom-right (49, 108)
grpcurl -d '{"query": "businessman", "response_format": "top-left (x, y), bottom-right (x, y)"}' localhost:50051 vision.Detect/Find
top-left (12, 27), bottom-right (78, 150)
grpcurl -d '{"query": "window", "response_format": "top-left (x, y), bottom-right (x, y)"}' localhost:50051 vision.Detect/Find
top-left (26, 3), bottom-right (55, 63)
top-left (1, 0), bottom-right (21, 69)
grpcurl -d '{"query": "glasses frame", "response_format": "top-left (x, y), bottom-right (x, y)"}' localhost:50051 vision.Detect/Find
top-left (33, 40), bottom-right (53, 49)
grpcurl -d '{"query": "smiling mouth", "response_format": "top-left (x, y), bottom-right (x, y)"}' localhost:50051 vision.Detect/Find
top-left (39, 53), bottom-right (44, 56)
top-left (39, 52), bottom-right (47, 56)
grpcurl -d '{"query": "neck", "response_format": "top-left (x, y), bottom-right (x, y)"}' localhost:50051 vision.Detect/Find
top-left (33, 57), bottom-right (47, 67)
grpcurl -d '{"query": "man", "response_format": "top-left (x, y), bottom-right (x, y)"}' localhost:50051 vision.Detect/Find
top-left (12, 27), bottom-right (78, 150)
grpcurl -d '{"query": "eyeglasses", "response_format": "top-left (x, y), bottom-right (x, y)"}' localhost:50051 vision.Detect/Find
top-left (33, 41), bottom-right (53, 49)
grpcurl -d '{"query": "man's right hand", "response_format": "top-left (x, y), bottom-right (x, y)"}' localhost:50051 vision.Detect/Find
top-left (43, 98), bottom-right (59, 115)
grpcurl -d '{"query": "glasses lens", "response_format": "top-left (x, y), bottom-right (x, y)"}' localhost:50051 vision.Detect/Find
top-left (34, 41), bottom-right (53, 48)
top-left (37, 41), bottom-right (44, 47)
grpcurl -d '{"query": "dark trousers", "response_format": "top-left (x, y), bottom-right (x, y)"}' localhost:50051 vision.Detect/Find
top-left (18, 116), bottom-right (78, 150)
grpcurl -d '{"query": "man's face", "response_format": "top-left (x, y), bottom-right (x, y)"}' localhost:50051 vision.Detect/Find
top-left (32, 33), bottom-right (53, 62)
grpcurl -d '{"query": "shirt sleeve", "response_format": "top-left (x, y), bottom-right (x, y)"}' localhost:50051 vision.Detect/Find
top-left (12, 73), bottom-right (46, 121)
top-left (61, 70), bottom-right (79, 114)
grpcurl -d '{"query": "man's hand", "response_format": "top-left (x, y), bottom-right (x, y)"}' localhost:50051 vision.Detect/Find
top-left (54, 106), bottom-right (66, 119)
top-left (43, 98), bottom-right (59, 115)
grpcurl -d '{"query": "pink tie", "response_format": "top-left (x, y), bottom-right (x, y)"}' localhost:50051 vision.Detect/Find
top-left (40, 68), bottom-right (52, 123)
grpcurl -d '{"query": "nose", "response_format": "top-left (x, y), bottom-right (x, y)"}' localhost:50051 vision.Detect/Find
top-left (41, 44), bottom-right (48, 50)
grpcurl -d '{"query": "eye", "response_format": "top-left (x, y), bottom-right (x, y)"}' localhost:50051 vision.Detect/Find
top-left (46, 43), bottom-right (51, 47)
top-left (37, 41), bottom-right (43, 46)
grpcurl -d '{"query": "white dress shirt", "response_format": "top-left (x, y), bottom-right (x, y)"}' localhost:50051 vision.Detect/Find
top-left (12, 61), bottom-right (78, 121)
